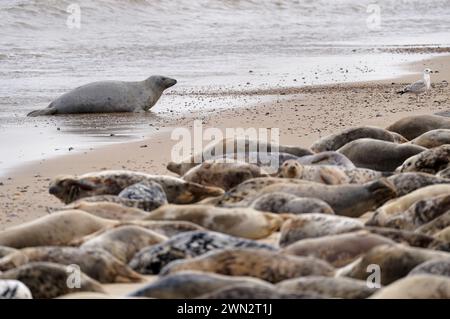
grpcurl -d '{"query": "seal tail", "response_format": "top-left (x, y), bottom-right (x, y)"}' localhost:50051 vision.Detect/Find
top-left (27, 107), bottom-right (57, 117)
top-left (396, 88), bottom-right (407, 95)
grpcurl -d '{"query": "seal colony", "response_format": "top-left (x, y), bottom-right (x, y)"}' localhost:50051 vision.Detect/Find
top-left (2, 112), bottom-right (450, 299)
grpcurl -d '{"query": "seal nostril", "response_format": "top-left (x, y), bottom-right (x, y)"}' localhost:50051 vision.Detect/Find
top-left (49, 186), bottom-right (58, 195)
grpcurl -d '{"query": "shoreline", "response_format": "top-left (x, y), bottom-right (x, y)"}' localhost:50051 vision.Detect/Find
top-left (0, 53), bottom-right (449, 230)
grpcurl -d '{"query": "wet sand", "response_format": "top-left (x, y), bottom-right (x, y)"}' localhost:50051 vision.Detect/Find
top-left (1, 54), bottom-right (449, 233)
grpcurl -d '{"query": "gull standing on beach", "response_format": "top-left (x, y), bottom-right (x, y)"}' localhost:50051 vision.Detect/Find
top-left (397, 68), bottom-right (432, 102)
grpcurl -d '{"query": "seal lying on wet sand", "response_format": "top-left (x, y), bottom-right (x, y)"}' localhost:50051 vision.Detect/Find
top-left (27, 75), bottom-right (176, 116)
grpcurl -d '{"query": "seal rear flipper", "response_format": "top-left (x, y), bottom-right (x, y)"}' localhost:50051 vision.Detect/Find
top-left (27, 107), bottom-right (57, 117)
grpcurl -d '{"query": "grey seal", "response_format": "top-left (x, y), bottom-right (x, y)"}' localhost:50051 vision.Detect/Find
top-left (337, 138), bottom-right (425, 171)
top-left (311, 126), bottom-right (405, 152)
top-left (386, 114), bottom-right (450, 140)
top-left (127, 271), bottom-right (273, 299)
top-left (0, 262), bottom-right (105, 299)
top-left (129, 230), bottom-right (275, 274)
top-left (160, 248), bottom-right (334, 283)
top-left (27, 75), bottom-right (176, 116)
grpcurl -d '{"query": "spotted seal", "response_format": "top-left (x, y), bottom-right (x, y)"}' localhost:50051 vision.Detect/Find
top-left (126, 271), bottom-right (273, 298)
top-left (49, 170), bottom-right (224, 204)
top-left (410, 129), bottom-right (450, 148)
top-left (282, 231), bottom-right (395, 267)
top-left (416, 211), bottom-right (450, 236)
top-left (279, 214), bottom-right (364, 247)
top-left (366, 185), bottom-right (450, 227)
top-left (0, 247), bottom-right (143, 283)
top-left (223, 179), bottom-right (397, 218)
top-left (371, 194), bottom-right (450, 230)
top-left (0, 262), bottom-right (105, 299)
top-left (181, 160), bottom-right (268, 190)
top-left (197, 283), bottom-right (320, 299)
top-left (409, 259), bottom-right (450, 278)
top-left (78, 225), bottom-right (167, 263)
top-left (396, 144), bottom-right (450, 174)
top-left (387, 172), bottom-right (450, 196)
top-left (128, 230), bottom-right (276, 274)
top-left (278, 160), bottom-right (388, 184)
top-left (250, 193), bottom-right (335, 215)
top-left (143, 204), bottom-right (283, 239)
top-left (160, 248), bottom-right (334, 283)
top-left (338, 244), bottom-right (450, 285)
top-left (276, 276), bottom-right (376, 299)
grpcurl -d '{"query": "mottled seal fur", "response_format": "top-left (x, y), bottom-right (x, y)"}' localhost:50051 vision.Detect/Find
top-left (372, 194), bottom-right (450, 230)
top-left (27, 75), bottom-right (176, 116)
top-left (338, 244), bottom-right (450, 285)
top-left (311, 126), bottom-right (404, 152)
top-left (167, 137), bottom-right (312, 176)
top-left (411, 129), bottom-right (450, 148)
top-left (127, 271), bottom-right (273, 299)
top-left (129, 230), bottom-right (275, 274)
top-left (197, 283), bottom-right (319, 299)
top-left (0, 210), bottom-right (116, 248)
top-left (167, 152), bottom-right (300, 176)
top-left (370, 274), bottom-right (450, 299)
top-left (0, 280), bottom-right (33, 299)
top-left (0, 262), bottom-right (105, 299)
top-left (437, 167), bottom-right (450, 178)
top-left (365, 226), bottom-right (449, 251)
top-left (181, 160), bottom-right (268, 190)
top-left (337, 138), bottom-right (425, 171)
top-left (78, 225), bottom-right (167, 263)
top-left (366, 185), bottom-right (450, 227)
top-left (396, 144), bottom-right (450, 174)
top-left (49, 170), bottom-right (224, 204)
top-left (387, 172), bottom-right (450, 196)
top-left (278, 160), bottom-right (387, 184)
top-left (279, 214), bottom-right (364, 247)
top-left (160, 248), bottom-right (334, 283)
top-left (409, 259), bottom-right (450, 278)
top-left (282, 231), bottom-right (395, 267)
top-left (276, 276), bottom-right (376, 299)
top-left (416, 211), bottom-right (450, 236)
top-left (386, 114), bottom-right (450, 140)
top-left (0, 246), bottom-right (142, 283)
top-left (143, 204), bottom-right (283, 239)
top-left (213, 177), bottom-right (310, 206)
top-left (250, 192), bottom-right (335, 215)
top-left (226, 179), bottom-right (397, 218)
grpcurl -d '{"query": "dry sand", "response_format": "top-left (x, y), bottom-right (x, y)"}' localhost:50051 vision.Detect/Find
top-left (0, 54), bottom-right (449, 231)
top-left (0, 54), bottom-right (449, 298)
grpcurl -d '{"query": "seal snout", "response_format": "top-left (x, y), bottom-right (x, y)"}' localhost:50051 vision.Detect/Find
top-left (165, 78), bottom-right (177, 88)
top-left (49, 185), bottom-right (58, 195)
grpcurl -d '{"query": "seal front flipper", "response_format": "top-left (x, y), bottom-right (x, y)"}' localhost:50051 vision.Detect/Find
top-left (27, 106), bottom-right (57, 117)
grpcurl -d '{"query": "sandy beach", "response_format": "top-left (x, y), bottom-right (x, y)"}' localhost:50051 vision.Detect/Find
top-left (1, 53), bottom-right (449, 232)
